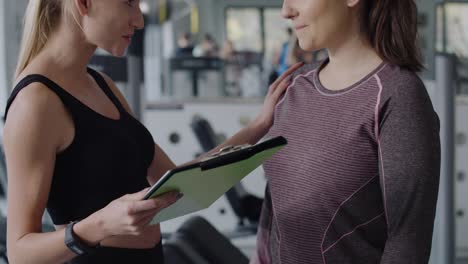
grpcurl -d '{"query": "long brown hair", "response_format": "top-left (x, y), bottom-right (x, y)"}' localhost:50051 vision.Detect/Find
top-left (360, 0), bottom-right (424, 72)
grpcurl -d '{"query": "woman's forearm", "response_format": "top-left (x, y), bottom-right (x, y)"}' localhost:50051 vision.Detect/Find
top-left (9, 228), bottom-right (76, 264)
top-left (201, 120), bottom-right (270, 159)
top-left (8, 211), bottom-right (107, 264)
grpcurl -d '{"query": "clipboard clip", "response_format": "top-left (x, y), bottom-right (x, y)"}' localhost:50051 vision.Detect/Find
top-left (211, 144), bottom-right (251, 157)
top-left (199, 136), bottom-right (287, 170)
top-left (200, 143), bottom-right (251, 164)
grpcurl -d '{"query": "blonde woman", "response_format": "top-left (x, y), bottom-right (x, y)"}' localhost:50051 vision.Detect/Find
top-left (3, 0), bottom-right (300, 263)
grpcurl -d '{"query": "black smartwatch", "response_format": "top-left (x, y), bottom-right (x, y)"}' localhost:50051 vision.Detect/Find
top-left (64, 221), bottom-right (100, 256)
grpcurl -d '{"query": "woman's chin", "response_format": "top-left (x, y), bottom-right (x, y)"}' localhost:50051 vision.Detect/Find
top-left (111, 47), bottom-right (127, 57)
top-left (99, 46), bottom-right (127, 57)
top-left (298, 40), bottom-right (322, 53)
top-left (114, 51), bottom-right (126, 58)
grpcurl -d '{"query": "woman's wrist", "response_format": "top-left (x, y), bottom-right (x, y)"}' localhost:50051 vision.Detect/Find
top-left (72, 211), bottom-right (109, 247)
top-left (252, 117), bottom-right (270, 133)
top-left (247, 118), bottom-right (271, 144)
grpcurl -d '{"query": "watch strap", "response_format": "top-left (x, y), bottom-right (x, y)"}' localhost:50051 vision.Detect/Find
top-left (65, 221), bottom-right (100, 255)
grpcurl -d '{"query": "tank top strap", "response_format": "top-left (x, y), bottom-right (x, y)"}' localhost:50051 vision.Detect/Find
top-left (86, 67), bottom-right (126, 113)
top-left (4, 74), bottom-right (81, 121)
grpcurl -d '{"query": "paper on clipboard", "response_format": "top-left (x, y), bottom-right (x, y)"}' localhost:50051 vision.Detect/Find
top-left (144, 136), bottom-right (287, 225)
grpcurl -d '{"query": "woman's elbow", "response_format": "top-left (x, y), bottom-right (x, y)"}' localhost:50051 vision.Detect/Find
top-left (6, 246), bottom-right (22, 264)
top-left (7, 235), bottom-right (32, 264)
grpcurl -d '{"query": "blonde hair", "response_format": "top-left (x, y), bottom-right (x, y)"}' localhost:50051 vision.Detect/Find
top-left (15, 0), bottom-right (72, 78)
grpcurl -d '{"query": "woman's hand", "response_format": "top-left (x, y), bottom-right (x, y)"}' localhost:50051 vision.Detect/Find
top-left (96, 188), bottom-right (181, 237)
top-left (253, 62), bottom-right (304, 130)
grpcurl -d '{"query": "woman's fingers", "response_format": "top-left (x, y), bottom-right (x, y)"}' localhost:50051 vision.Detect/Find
top-left (272, 75), bottom-right (293, 99)
top-left (131, 193), bottom-right (183, 230)
top-left (269, 62), bottom-right (304, 94)
top-left (128, 191), bottom-right (180, 214)
top-left (124, 187), bottom-right (151, 201)
top-left (127, 200), bottom-right (159, 214)
top-left (125, 192), bottom-right (182, 232)
top-left (135, 212), bottom-right (158, 227)
top-left (132, 208), bottom-right (161, 226)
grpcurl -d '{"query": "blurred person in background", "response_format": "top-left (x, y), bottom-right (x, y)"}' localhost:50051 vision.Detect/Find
top-left (175, 32), bottom-right (195, 57)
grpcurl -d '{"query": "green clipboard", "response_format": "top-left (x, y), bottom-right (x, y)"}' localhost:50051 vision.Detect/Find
top-left (143, 136), bottom-right (287, 224)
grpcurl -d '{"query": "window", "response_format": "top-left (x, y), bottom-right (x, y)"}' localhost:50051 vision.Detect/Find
top-left (226, 8), bottom-right (262, 52)
top-left (264, 8), bottom-right (291, 62)
top-left (226, 7), bottom-right (290, 58)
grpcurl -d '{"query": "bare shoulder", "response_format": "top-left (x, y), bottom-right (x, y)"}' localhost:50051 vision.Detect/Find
top-left (95, 70), bottom-right (134, 114)
top-left (8, 81), bottom-right (64, 119)
top-left (4, 82), bottom-right (67, 149)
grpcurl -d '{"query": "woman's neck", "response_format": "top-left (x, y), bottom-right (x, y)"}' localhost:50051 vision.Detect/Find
top-left (319, 34), bottom-right (383, 91)
top-left (331, 35), bottom-right (380, 66)
top-left (38, 21), bottom-right (97, 77)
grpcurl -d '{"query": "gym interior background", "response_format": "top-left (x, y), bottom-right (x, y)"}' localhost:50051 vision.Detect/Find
top-left (0, 0), bottom-right (467, 263)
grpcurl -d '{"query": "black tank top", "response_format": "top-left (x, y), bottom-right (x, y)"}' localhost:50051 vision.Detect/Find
top-left (4, 67), bottom-right (155, 225)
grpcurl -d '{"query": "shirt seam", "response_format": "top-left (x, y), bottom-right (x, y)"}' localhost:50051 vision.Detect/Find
top-left (313, 64), bottom-right (388, 97)
top-left (275, 68), bottom-right (318, 109)
top-left (374, 75), bottom-right (390, 231)
top-left (322, 212), bottom-right (385, 254)
top-left (320, 174), bottom-right (379, 263)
